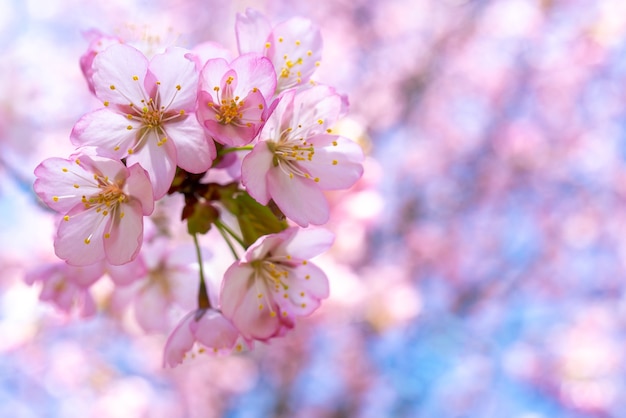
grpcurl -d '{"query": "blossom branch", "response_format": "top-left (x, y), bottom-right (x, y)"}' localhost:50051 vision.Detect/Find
top-left (192, 232), bottom-right (211, 309)
top-left (214, 218), bottom-right (244, 259)
top-left (217, 145), bottom-right (254, 157)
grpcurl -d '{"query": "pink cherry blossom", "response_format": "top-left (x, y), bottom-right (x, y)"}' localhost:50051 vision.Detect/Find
top-left (71, 43), bottom-right (215, 198)
top-left (236, 8), bottom-right (323, 93)
top-left (220, 227), bottom-right (333, 341)
top-left (105, 254), bottom-right (148, 286)
top-left (242, 85), bottom-right (364, 226)
top-left (126, 238), bottom-right (202, 333)
top-left (34, 153), bottom-right (154, 266)
top-left (163, 308), bottom-right (241, 367)
top-left (24, 262), bottom-right (105, 317)
top-left (196, 53), bottom-right (277, 146)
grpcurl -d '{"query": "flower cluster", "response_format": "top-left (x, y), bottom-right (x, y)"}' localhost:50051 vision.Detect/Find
top-left (32, 8), bottom-right (363, 366)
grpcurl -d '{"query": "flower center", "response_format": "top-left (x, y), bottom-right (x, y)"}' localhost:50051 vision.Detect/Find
top-left (251, 259), bottom-right (290, 316)
top-left (274, 142), bottom-right (315, 162)
top-left (207, 75), bottom-right (252, 127)
top-left (267, 138), bottom-right (319, 182)
top-left (83, 176), bottom-right (126, 210)
top-left (215, 97), bottom-right (244, 124)
top-left (109, 77), bottom-right (186, 154)
top-left (142, 106), bottom-right (163, 128)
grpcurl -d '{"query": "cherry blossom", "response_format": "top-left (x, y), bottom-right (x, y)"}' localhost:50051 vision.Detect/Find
top-left (123, 238), bottom-right (203, 333)
top-left (236, 8), bottom-right (322, 93)
top-left (71, 43), bottom-right (215, 198)
top-left (34, 153), bottom-right (154, 266)
top-left (220, 227), bottom-right (333, 341)
top-left (24, 262), bottom-right (105, 317)
top-left (196, 53), bottom-right (277, 146)
top-left (163, 308), bottom-right (241, 367)
top-left (242, 85), bottom-right (364, 226)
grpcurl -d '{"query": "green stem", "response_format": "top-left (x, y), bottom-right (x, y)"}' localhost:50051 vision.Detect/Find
top-left (215, 219), bottom-right (246, 248)
top-left (192, 233), bottom-right (211, 309)
top-left (216, 222), bottom-right (240, 260)
top-left (217, 145), bottom-right (254, 157)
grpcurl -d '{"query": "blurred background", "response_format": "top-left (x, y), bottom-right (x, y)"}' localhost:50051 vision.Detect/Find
top-left (3, 0), bottom-right (626, 416)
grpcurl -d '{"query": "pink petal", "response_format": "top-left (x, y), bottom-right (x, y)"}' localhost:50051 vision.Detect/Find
top-left (220, 68), bottom-right (239, 91)
top-left (231, 53), bottom-right (276, 100)
top-left (267, 168), bottom-right (329, 227)
top-left (260, 89), bottom-right (296, 139)
top-left (146, 47), bottom-right (198, 112)
top-left (241, 142), bottom-right (274, 204)
top-left (202, 116), bottom-right (258, 147)
top-left (272, 17), bottom-right (323, 61)
top-left (69, 262), bottom-right (107, 287)
top-left (274, 276), bottom-right (322, 317)
top-left (300, 134), bottom-right (364, 190)
top-left (103, 199), bottom-right (144, 265)
top-left (125, 163), bottom-right (154, 215)
top-left (163, 311), bottom-right (196, 367)
top-left (164, 115), bottom-right (215, 172)
top-left (275, 227), bottom-right (334, 260)
top-left (79, 31), bottom-right (122, 94)
top-left (292, 262), bottom-right (330, 299)
top-left (79, 292), bottom-right (98, 317)
top-left (199, 58), bottom-right (230, 94)
top-left (270, 261), bottom-right (329, 317)
top-left (242, 232), bottom-right (282, 263)
top-left (237, 89), bottom-right (268, 126)
top-left (126, 134), bottom-right (177, 199)
top-left (55, 204), bottom-right (108, 266)
top-left (135, 284), bottom-right (171, 333)
top-left (106, 253), bottom-right (147, 285)
top-left (80, 154), bottom-right (128, 181)
top-left (24, 264), bottom-right (54, 286)
top-left (70, 108), bottom-right (138, 158)
top-left (92, 44), bottom-right (150, 108)
top-left (236, 8), bottom-right (272, 54)
top-left (292, 85), bottom-right (342, 135)
top-left (39, 274), bottom-right (75, 310)
top-left (268, 17), bottom-right (322, 91)
top-left (220, 263), bottom-right (254, 315)
top-left (34, 157), bottom-right (100, 213)
top-left (192, 310), bottom-right (240, 354)
top-left (220, 263), bottom-right (282, 340)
